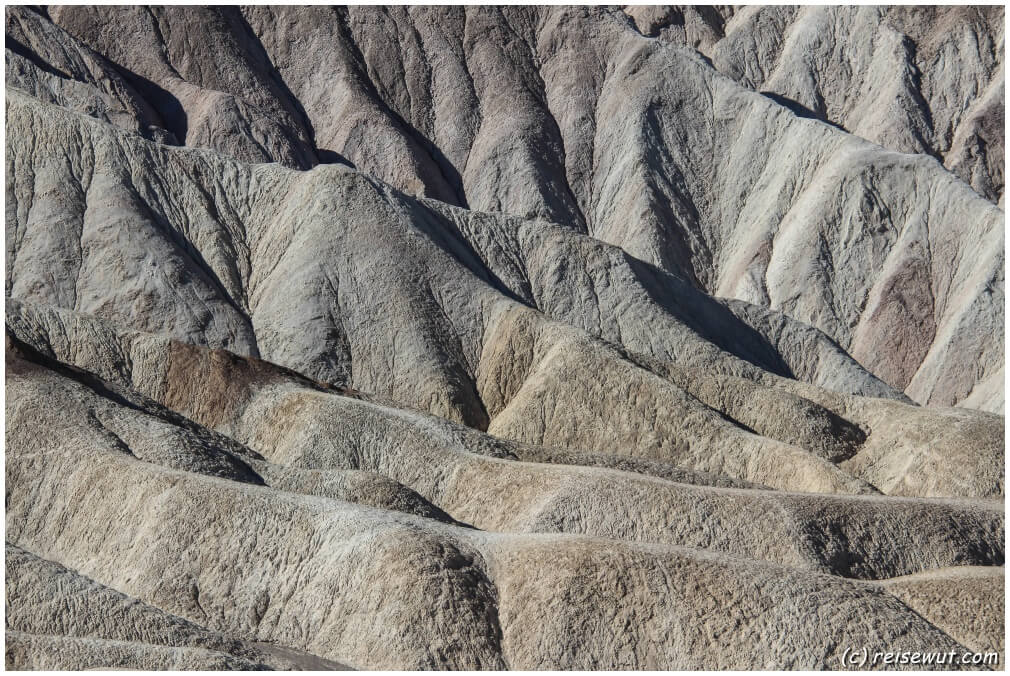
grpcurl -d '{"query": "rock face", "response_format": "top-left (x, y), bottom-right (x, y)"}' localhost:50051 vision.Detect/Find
top-left (4, 5), bottom-right (1004, 671)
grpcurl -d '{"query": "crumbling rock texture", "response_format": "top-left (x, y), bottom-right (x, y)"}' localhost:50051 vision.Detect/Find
top-left (4, 5), bottom-right (1005, 671)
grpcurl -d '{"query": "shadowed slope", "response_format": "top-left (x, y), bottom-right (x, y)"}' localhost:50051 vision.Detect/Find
top-left (4, 7), bottom-right (1004, 670)
top-left (16, 5), bottom-right (1002, 410)
top-left (6, 335), bottom-right (997, 667)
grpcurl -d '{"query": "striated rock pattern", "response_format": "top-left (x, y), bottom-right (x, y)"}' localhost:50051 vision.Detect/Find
top-left (4, 5), bottom-right (1005, 671)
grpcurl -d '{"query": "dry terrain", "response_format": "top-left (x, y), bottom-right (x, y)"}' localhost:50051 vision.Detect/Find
top-left (4, 5), bottom-right (1005, 670)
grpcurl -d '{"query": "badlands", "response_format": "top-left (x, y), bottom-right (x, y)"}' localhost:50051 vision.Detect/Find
top-left (4, 5), bottom-right (1005, 670)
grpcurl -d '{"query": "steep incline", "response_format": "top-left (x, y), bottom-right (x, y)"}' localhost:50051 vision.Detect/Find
top-left (6, 94), bottom-right (1005, 498)
top-left (4, 6), bottom-right (1005, 670)
top-left (631, 5), bottom-right (1005, 203)
top-left (12, 5), bottom-right (1001, 410)
top-left (6, 84), bottom-right (1002, 417)
top-left (6, 330), bottom-right (1003, 668)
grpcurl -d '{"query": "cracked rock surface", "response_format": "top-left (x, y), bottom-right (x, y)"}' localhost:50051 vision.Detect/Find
top-left (5, 5), bottom-right (1004, 670)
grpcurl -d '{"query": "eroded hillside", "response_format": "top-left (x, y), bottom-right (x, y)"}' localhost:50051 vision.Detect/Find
top-left (5, 5), bottom-right (1005, 670)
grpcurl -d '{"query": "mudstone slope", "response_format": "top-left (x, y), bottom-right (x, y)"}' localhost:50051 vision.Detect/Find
top-left (4, 5), bottom-right (1005, 671)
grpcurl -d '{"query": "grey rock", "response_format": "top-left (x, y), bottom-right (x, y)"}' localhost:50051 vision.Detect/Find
top-left (5, 6), bottom-right (1004, 670)
top-left (5, 544), bottom-right (349, 670)
top-left (6, 338), bottom-right (1000, 668)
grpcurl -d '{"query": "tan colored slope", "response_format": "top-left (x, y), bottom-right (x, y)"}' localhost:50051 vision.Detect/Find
top-left (7, 318), bottom-right (1004, 584)
top-left (633, 352), bottom-right (1005, 500)
top-left (3, 330), bottom-right (455, 525)
top-left (6, 633), bottom-right (266, 671)
top-left (877, 567), bottom-right (1004, 659)
top-left (479, 320), bottom-right (865, 493)
top-left (8, 285), bottom-right (1004, 502)
top-left (6, 348), bottom-right (990, 668)
top-left (5, 544), bottom-right (349, 670)
top-left (5, 8), bottom-right (1004, 670)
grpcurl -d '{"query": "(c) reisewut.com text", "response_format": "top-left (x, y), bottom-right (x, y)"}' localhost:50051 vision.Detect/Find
top-left (841, 647), bottom-right (1000, 668)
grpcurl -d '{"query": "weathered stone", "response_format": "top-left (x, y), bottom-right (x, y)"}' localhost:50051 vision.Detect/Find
top-left (5, 7), bottom-right (1003, 670)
